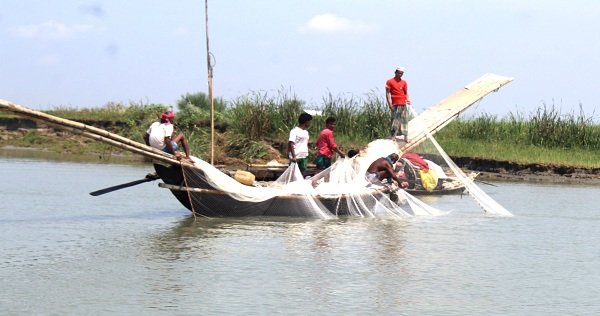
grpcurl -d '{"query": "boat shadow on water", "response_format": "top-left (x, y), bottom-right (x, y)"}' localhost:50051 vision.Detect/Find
top-left (147, 215), bottom-right (413, 261)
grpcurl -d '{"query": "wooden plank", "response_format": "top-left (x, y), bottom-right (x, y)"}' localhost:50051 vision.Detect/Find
top-left (401, 73), bottom-right (513, 152)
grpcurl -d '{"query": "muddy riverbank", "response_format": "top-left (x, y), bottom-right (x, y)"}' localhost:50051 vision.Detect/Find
top-left (2, 118), bottom-right (600, 185)
top-left (453, 156), bottom-right (600, 184)
top-left (3, 144), bottom-right (600, 185)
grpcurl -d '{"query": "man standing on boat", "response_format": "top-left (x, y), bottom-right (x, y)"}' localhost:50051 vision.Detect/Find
top-left (315, 116), bottom-right (345, 170)
top-left (385, 66), bottom-right (411, 142)
top-left (144, 111), bottom-right (191, 161)
top-left (288, 112), bottom-right (313, 176)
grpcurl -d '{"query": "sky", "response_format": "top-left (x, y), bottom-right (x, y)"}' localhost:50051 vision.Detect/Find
top-left (1, 0), bottom-right (599, 118)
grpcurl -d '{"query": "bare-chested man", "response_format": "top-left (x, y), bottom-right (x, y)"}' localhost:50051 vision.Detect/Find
top-left (365, 153), bottom-right (408, 187)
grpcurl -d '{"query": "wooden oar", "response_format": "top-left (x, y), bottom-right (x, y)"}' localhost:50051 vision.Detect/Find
top-left (90, 173), bottom-right (161, 196)
top-left (474, 179), bottom-right (498, 187)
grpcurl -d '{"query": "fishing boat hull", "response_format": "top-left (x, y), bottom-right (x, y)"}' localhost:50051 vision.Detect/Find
top-left (154, 163), bottom-right (388, 217)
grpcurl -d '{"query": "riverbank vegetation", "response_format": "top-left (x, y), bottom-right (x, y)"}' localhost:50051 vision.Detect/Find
top-left (2, 92), bottom-right (599, 168)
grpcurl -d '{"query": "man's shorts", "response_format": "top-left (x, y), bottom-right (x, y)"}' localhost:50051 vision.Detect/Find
top-left (162, 140), bottom-right (178, 153)
top-left (315, 155), bottom-right (331, 170)
top-left (294, 158), bottom-right (308, 173)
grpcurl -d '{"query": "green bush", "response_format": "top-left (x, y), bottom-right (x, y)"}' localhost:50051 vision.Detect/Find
top-left (23, 131), bottom-right (43, 145)
top-left (227, 88), bottom-right (305, 140)
top-left (175, 92), bottom-right (227, 130)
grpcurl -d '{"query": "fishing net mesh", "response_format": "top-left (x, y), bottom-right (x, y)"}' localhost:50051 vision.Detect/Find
top-left (179, 138), bottom-right (460, 218)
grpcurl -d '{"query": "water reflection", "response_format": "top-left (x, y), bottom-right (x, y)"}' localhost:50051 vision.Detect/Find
top-left (148, 216), bottom-right (412, 265)
top-left (146, 215), bottom-right (416, 313)
top-left (147, 216), bottom-right (330, 261)
top-left (4, 155), bottom-right (600, 315)
top-left (0, 147), bottom-right (146, 165)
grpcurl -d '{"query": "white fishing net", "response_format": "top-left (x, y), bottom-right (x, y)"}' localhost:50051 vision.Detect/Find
top-left (406, 105), bottom-right (513, 217)
top-left (179, 138), bottom-right (450, 218)
top-left (175, 111), bottom-right (512, 218)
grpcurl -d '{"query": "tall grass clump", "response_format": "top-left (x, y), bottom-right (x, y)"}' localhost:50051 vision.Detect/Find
top-left (453, 113), bottom-right (501, 141)
top-left (175, 92), bottom-right (227, 130)
top-left (360, 91), bottom-right (393, 140)
top-left (227, 88), bottom-right (304, 140)
top-left (527, 104), bottom-right (600, 149)
top-left (318, 90), bottom-right (390, 142)
top-left (46, 101), bottom-right (169, 126)
top-left (441, 103), bottom-right (600, 151)
top-left (226, 88), bottom-right (391, 150)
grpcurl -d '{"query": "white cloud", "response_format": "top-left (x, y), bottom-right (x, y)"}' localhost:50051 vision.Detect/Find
top-left (9, 21), bottom-right (103, 40)
top-left (299, 13), bottom-right (379, 33)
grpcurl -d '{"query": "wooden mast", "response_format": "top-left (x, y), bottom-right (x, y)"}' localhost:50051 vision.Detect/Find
top-left (205, 0), bottom-right (215, 165)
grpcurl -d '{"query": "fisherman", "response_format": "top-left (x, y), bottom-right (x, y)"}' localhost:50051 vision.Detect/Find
top-left (385, 66), bottom-right (411, 142)
top-left (144, 111), bottom-right (191, 161)
top-left (288, 112), bottom-right (313, 176)
top-left (315, 116), bottom-right (345, 170)
top-left (365, 153), bottom-right (409, 188)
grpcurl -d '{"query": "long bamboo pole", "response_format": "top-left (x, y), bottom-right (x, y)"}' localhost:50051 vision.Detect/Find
top-left (57, 124), bottom-right (178, 165)
top-left (0, 98), bottom-right (182, 165)
top-left (205, 0), bottom-right (215, 165)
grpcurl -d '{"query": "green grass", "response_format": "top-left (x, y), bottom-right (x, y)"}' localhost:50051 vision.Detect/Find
top-left (45, 101), bottom-right (170, 129)
top-left (436, 104), bottom-right (600, 168)
top-left (4, 92), bottom-right (600, 168)
top-left (435, 137), bottom-right (600, 168)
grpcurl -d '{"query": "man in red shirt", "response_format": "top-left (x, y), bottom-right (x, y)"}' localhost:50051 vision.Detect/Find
top-left (385, 66), bottom-right (411, 142)
top-left (315, 116), bottom-right (345, 170)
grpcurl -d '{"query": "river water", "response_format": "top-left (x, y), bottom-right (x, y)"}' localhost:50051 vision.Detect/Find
top-left (1, 155), bottom-right (599, 315)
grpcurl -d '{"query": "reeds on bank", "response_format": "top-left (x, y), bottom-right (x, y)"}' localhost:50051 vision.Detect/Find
top-left (437, 104), bottom-right (600, 167)
top-left (442, 104), bottom-right (600, 150)
top-left (15, 92), bottom-right (599, 167)
top-left (226, 88), bottom-right (390, 143)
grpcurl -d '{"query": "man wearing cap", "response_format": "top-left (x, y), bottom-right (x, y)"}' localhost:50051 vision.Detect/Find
top-left (385, 66), bottom-right (411, 142)
top-left (144, 111), bottom-right (191, 161)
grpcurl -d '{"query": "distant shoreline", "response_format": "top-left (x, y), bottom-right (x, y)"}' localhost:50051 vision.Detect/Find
top-left (3, 145), bottom-right (600, 185)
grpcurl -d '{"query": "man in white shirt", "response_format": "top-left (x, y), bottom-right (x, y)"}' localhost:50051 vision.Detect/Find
top-left (144, 111), bottom-right (191, 161)
top-left (288, 112), bottom-right (313, 175)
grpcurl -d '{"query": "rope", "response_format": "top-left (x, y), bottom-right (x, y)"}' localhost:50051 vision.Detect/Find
top-left (181, 163), bottom-right (197, 219)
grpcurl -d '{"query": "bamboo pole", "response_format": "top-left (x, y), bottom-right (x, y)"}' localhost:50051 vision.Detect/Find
top-left (0, 99), bottom-right (166, 156)
top-left (0, 98), bottom-right (184, 165)
top-left (205, 0), bottom-right (215, 165)
top-left (63, 125), bottom-right (178, 165)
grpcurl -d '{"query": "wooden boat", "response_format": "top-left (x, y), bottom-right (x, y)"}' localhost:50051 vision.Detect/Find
top-left (152, 161), bottom-right (393, 217)
top-left (0, 73), bottom-right (512, 217)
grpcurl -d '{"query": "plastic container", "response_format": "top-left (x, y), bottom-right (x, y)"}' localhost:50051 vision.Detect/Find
top-left (234, 170), bottom-right (255, 186)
